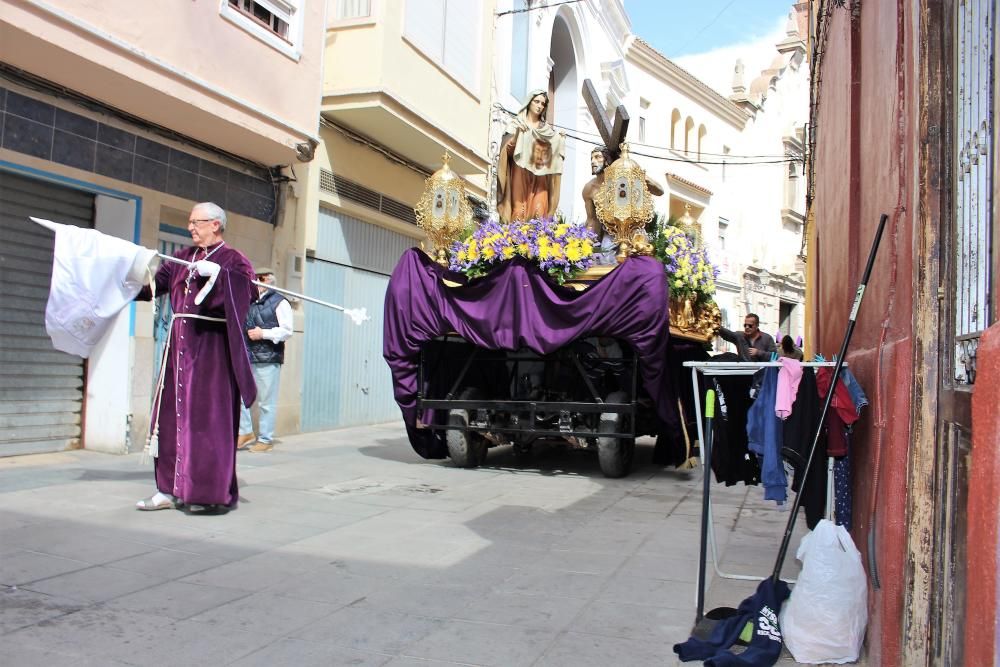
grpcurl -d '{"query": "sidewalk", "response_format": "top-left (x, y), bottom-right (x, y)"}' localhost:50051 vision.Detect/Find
top-left (1, 423), bottom-right (832, 666)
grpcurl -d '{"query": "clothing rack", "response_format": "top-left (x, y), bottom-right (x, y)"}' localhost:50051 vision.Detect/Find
top-left (682, 361), bottom-right (846, 593)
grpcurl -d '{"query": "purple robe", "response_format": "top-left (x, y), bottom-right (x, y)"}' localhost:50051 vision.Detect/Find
top-left (383, 249), bottom-right (684, 459)
top-left (138, 243), bottom-right (256, 506)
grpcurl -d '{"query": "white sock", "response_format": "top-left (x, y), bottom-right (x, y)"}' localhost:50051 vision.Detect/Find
top-left (137, 491), bottom-right (175, 507)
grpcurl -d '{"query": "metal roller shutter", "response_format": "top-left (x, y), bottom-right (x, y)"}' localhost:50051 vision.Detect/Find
top-left (301, 208), bottom-right (417, 431)
top-left (0, 172), bottom-right (95, 456)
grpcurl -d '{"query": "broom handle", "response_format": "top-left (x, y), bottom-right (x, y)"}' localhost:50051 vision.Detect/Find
top-left (770, 213), bottom-right (889, 582)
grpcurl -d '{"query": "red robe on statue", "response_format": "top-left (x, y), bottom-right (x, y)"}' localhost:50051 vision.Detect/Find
top-left (138, 242), bottom-right (256, 506)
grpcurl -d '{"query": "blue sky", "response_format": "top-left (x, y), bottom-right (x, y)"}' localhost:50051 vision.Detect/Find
top-left (625, 0), bottom-right (795, 59)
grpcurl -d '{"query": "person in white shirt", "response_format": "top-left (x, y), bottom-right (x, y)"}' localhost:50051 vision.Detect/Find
top-left (237, 267), bottom-right (293, 452)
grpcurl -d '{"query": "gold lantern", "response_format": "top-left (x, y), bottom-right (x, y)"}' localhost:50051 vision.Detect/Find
top-left (677, 202), bottom-right (701, 244)
top-left (414, 152), bottom-right (474, 266)
top-left (593, 143), bottom-right (656, 262)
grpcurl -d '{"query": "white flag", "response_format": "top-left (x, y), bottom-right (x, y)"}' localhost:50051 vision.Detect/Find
top-left (31, 217), bottom-right (156, 358)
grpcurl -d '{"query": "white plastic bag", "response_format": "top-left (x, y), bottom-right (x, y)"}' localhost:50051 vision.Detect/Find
top-left (780, 519), bottom-right (868, 664)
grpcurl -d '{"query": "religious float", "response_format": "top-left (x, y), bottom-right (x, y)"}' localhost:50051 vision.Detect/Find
top-left (383, 94), bottom-right (720, 478)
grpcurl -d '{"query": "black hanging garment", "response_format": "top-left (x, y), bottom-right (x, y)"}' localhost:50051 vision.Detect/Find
top-left (780, 367), bottom-right (827, 529)
top-left (711, 374), bottom-right (760, 486)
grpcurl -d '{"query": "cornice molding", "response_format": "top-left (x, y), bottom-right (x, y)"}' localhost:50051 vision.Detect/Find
top-left (625, 37), bottom-right (750, 129)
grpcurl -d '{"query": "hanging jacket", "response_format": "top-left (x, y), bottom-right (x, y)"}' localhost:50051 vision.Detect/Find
top-left (839, 368), bottom-right (869, 414)
top-left (747, 367), bottom-right (786, 503)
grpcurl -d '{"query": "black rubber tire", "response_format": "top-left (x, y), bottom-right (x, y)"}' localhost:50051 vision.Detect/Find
top-left (446, 390), bottom-right (488, 468)
top-left (597, 391), bottom-right (635, 478)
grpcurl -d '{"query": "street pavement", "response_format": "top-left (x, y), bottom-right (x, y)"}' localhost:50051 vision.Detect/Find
top-left (0, 423), bottom-right (845, 666)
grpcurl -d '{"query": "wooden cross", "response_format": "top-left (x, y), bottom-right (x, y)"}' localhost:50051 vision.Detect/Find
top-left (582, 79), bottom-right (630, 161)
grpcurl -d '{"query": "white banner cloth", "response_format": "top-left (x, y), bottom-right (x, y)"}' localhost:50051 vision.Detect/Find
top-left (32, 217), bottom-right (155, 358)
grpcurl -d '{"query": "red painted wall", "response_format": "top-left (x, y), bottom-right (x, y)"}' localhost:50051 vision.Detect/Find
top-left (812, 2), bottom-right (917, 664)
top-left (965, 322), bottom-right (1000, 665)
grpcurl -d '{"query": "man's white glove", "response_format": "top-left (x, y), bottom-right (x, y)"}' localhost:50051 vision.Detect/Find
top-left (192, 260), bottom-right (221, 305)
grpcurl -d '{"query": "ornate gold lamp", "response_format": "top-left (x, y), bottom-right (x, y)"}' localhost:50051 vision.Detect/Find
top-left (593, 143), bottom-right (656, 262)
top-left (677, 202), bottom-right (701, 244)
top-left (414, 152), bottom-right (474, 266)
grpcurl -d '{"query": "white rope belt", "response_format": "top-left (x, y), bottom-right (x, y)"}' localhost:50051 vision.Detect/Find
top-left (144, 312), bottom-right (226, 461)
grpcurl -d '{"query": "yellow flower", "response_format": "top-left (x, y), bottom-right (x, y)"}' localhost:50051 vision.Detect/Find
top-left (502, 245), bottom-right (516, 259)
top-left (555, 223), bottom-right (569, 238)
top-left (482, 246), bottom-right (496, 260)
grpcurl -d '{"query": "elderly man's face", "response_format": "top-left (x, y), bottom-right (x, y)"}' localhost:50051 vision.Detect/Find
top-left (187, 206), bottom-right (220, 247)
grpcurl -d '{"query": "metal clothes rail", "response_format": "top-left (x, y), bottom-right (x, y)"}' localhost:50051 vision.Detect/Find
top-left (682, 361), bottom-right (845, 590)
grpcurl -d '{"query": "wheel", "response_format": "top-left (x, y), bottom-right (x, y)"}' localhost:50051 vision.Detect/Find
top-left (597, 391), bottom-right (635, 478)
top-left (446, 390), bottom-right (488, 468)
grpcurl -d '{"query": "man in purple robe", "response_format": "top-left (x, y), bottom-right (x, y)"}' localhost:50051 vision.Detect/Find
top-left (135, 202), bottom-right (257, 514)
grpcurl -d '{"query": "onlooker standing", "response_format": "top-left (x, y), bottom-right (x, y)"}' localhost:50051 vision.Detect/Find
top-left (238, 267), bottom-right (293, 452)
top-left (717, 313), bottom-right (777, 361)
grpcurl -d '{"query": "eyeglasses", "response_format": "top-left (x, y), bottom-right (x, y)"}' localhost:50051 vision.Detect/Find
top-left (188, 218), bottom-right (216, 227)
top-left (743, 324), bottom-right (756, 329)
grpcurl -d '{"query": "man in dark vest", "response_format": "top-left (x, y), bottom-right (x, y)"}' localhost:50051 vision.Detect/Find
top-left (237, 267), bottom-right (293, 452)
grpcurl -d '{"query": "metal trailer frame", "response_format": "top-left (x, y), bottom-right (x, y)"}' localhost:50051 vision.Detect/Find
top-left (416, 335), bottom-right (643, 458)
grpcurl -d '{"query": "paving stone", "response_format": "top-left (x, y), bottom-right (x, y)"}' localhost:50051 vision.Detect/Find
top-left (230, 638), bottom-right (392, 666)
top-left (0, 587), bottom-right (84, 634)
top-left (294, 601), bottom-right (444, 654)
top-left (189, 591), bottom-right (338, 636)
top-left (453, 591), bottom-right (588, 631)
top-left (0, 550), bottom-right (91, 586)
top-left (401, 620), bottom-right (552, 667)
top-left (570, 599), bottom-right (692, 641)
top-left (535, 630), bottom-right (676, 666)
top-left (23, 564), bottom-right (163, 603)
top-left (104, 580), bottom-right (250, 620)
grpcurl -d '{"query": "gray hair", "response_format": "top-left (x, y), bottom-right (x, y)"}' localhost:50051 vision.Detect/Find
top-left (194, 202), bottom-right (227, 231)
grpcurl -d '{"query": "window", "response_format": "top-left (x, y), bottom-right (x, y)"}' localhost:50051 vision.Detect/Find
top-left (222, 0), bottom-right (303, 60)
top-left (509, 0), bottom-right (529, 100)
top-left (722, 145), bottom-right (730, 181)
top-left (670, 109), bottom-right (681, 149)
top-left (697, 124), bottom-right (707, 160)
top-left (684, 117), bottom-right (694, 154)
top-left (333, 0), bottom-right (371, 20)
top-left (718, 218), bottom-right (728, 251)
top-left (404, 0), bottom-right (482, 93)
top-left (638, 116), bottom-right (646, 142)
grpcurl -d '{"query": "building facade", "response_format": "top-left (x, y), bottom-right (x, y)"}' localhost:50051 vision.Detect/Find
top-left (296, 0), bottom-right (495, 432)
top-left (809, 0), bottom-right (997, 663)
top-left (0, 0), bottom-right (325, 455)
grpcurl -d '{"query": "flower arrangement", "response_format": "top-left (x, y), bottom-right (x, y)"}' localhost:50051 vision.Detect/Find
top-left (449, 217), bottom-right (597, 284)
top-left (653, 223), bottom-right (720, 304)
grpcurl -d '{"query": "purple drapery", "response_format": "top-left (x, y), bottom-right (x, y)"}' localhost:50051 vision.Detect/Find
top-left (383, 249), bottom-right (683, 459)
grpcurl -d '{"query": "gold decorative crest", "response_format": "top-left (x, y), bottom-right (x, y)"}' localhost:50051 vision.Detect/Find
top-left (593, 143), bottom-right (656, 262)
top-left (414, 152), bottom-right (474, 265)
top-left (669, 297), bottom-right (722, 342)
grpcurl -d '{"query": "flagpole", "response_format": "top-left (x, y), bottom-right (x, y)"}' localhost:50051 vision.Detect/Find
top-left (156, 253), bottom-right (368, 322)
